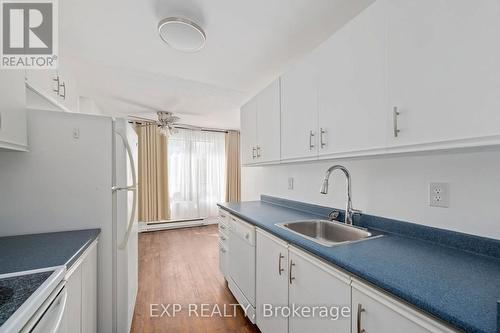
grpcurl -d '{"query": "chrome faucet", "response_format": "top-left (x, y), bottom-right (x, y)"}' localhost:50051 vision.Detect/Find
top-left (320, 165), bottom-right (360, 225)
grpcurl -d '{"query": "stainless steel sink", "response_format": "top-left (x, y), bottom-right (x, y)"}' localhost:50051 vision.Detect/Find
top-left (277, 220), bottom-right (376, 246)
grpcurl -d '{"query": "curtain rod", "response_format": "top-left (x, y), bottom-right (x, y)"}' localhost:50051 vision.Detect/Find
top-left (128, 121), bottom-right (236, 134)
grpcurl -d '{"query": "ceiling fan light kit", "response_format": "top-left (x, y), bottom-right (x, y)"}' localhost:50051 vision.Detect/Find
top-left (158, 17), bottom-right (206, 52)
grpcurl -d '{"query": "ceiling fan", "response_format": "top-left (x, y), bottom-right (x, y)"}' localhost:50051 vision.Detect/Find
top-left (129, 111), bottom-right (188, 136)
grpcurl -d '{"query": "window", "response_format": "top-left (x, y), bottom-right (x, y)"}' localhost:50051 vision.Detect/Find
top-left (167, 129), bottom-right (226, 220)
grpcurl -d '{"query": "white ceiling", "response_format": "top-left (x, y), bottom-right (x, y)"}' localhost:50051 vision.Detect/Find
top-left (60, 0), bottom-right (373, 129)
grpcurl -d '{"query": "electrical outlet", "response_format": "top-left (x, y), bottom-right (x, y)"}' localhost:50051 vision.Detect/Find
top-left (429, 182), bottom-right (449, 208)
top-left (288, 177), bottom-right (294, 190)
top-left (73, 128), bottom-right (80, 139)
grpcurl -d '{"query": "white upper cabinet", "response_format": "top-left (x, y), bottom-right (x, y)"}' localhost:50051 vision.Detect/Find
top-left (256, 80), bottom-right (281, 163)
top-left (0, 71), bottom-right (27, 151)
top-left (240, 98), bottom-right (258, 165)
top-left (241, 79), bottom-right (281, 165)
top-left (387, 0), bottom-right (500, 147)
top-left (280, 54), bottom-right (319, 161)
top-left (25, 58), bottom-right (79, 113)
top-left (317, 0), bottom-right (388, 157)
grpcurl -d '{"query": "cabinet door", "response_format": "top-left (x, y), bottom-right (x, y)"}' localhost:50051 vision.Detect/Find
top-left (280, 54), bottom-right (319, 161)
top-left (288, 248), bottom-right (351, 333)
top-left (352, 285), bottom-right (456, 333)
top-left (256, 79), bottom-right (281, 163)
top-left (256, 230), bottom-right (288, 333)
top-left (0, 71), bottom-right (27, 151)
top-left (317, 0), bottom-right (388, 156)
top-left (81, 243), bottom-right (98, 333)
top-left (387, 0), bottom-right (500, 146)
top-left (240, 98), bottom-right (257, 165)
top-left (61, 265), bottom-right (82, 333)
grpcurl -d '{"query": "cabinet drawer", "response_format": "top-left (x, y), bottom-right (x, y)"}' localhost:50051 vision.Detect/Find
top-left (219, 241), bottom-right (229, 278)
top-left (219, 230), bottom-right (229, 244)
top-left (218, 209), bottom-right (230, 224)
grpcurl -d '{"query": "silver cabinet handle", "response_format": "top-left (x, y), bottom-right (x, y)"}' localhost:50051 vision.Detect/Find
top-left (393, 106), bottom-right (400, 137)
top-left (278, 253), bottom-right (285, 275)
top-left (52, 75), bottom-right (60, 93)
top-left (320, 128), bottom-right (326, 148)
top-left (252, 147), bottom-right (256, 159)
top-left (59, 81), bottom-right (66, 100)
top-left (309, 130), bottom-right (315, 150)
top-left (256, 146), bottom-right (261, 158)
top-left (289, 260), bottom-right (295, 284)
top-left (357, 304), bottom-right (366, 333)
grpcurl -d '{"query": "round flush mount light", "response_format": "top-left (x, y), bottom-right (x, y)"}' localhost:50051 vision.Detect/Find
top-left (158, 17), bottom-right (206, 52)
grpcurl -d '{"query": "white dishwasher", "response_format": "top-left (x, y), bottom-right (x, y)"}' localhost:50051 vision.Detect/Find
top-left (228, 215), bottom-right (256, 323)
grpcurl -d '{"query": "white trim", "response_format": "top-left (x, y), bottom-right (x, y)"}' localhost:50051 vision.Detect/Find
top-left (352, 279), bottom-right (459, 333)
top-left (65, 239), bottom-right (98, 279)
top-left (139, 220), bottom-right (205, 232)
top-left (256, 228), bottom-right (289, 248)
top-left (243, 135), bottom-right (500, 166)
top-left (0, 139), bottom-right (28, 152)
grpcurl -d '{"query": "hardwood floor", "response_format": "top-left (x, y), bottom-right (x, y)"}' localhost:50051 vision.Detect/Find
top-left (131, 225), bottom-right (260, 333)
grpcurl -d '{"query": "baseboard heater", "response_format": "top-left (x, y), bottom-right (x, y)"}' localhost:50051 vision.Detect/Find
top-left (139, 217), bottom-right (217, 233)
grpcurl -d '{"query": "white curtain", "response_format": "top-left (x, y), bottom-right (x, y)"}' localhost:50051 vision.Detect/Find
top-left (167, 129), bottom-right (226, 220)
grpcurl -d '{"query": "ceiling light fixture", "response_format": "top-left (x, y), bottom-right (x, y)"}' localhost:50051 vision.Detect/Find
top-left (158, 17), bottom-right (206, 52)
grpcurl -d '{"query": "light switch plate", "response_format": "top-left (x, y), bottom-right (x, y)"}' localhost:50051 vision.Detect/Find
top-left (429, 182), bottom-right (449, 208)
top-left (288, 177), bottom-right (294, 190)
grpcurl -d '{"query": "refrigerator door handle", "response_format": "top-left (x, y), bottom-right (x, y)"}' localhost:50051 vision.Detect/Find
top-left (114, 129), bottom-right (138, 250)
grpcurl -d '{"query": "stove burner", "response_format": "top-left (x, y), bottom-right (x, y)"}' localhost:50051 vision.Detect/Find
top-left (0, 286), bottom-right (14, 306)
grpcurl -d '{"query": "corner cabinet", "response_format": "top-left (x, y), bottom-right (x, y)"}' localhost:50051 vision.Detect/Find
top-left (241, 79), bottom-right (281, 165)
top-left (61, 239), bottom-right (98, 333)
top-left (0, 71), bottom-right (27, 151)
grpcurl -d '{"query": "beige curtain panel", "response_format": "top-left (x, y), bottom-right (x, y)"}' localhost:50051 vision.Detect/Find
top-left (136, 124), bottom-right (170, 222)
top-left (225, 130), bottom-right (241, 202)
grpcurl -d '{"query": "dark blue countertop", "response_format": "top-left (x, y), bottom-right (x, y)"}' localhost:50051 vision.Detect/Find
top-left (218, 197), bottom-right (500, 333)
top-left (0, 229), bottom-right (101, 274)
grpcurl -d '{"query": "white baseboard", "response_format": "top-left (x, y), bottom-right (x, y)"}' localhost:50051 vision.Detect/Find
top-left (139, 217), bottom-right (218, 233)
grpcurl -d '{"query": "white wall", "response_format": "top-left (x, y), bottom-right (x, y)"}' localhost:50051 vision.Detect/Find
top-left (242, 148), bottom-right (500, 240)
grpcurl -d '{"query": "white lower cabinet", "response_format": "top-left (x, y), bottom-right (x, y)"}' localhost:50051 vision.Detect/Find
top-left (352, 280), bottom-right (458, 333)
top-left (256, 230), bottom-right (351, 333)
top-left (254, 228), bottom-right (460, 333)
top-left (61, 240), bottom-right (98, 333)
top-left (288, 247), bottom-right (351, 333)
top-left (256, 230), bottom-right (289, 333)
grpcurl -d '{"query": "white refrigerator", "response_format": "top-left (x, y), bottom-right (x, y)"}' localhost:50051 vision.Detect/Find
top-left (0, 109), bottom-right (138, 333)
